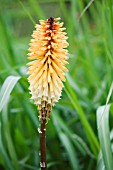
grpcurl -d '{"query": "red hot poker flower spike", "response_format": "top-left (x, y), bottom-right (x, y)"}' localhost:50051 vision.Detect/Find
top-left (27, 17), bottom-right (69, 121)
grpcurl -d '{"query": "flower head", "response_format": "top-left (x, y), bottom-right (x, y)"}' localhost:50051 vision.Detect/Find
top-left (27, 17), bottom-right (69, 121)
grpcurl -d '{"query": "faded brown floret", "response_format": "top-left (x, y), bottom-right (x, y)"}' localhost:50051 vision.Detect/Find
top-left (27, 17), bottom-right (69, 121)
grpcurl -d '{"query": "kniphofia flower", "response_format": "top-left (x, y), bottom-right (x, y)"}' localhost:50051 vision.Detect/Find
top-left (27, 17), bottom-right (69, 121)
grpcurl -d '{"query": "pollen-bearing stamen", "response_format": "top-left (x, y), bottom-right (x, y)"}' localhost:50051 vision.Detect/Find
top-left (27, 17), bottom-right (69, 121)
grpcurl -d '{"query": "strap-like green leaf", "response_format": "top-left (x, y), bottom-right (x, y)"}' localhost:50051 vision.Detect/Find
top-left (97, 105), bottom-right (113, 170)
top-left (0, 75), bottom-right (20, 112)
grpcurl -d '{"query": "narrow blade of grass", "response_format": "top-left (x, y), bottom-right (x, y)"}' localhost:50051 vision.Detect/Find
top-left (59, 132), bottom-right (80, 170)
top-left (52, 113), bottom-right (80, 170)
top-left (65, 78), bottom-right (99, 157)
top-left (0, 122), bottom-right (13, 170)
top-left (2, 104), bottom-right (20, 170)
top-left (53, 112), bottom-right (94, 158)
top-left (28, 0), bottom-right (46, 19)
top-left (18, 0), bottom-right (36, 25)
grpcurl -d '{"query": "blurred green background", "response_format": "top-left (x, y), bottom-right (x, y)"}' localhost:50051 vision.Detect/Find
top-left (0, 0), bottom-right (113, 170)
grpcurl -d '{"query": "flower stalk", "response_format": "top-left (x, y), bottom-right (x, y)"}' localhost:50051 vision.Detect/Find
top-left (39, 119), bottom-right (47, 170)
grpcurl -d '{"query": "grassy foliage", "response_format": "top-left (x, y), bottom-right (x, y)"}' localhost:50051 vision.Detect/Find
top-left (0, 0), bottom-right (113, 170)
